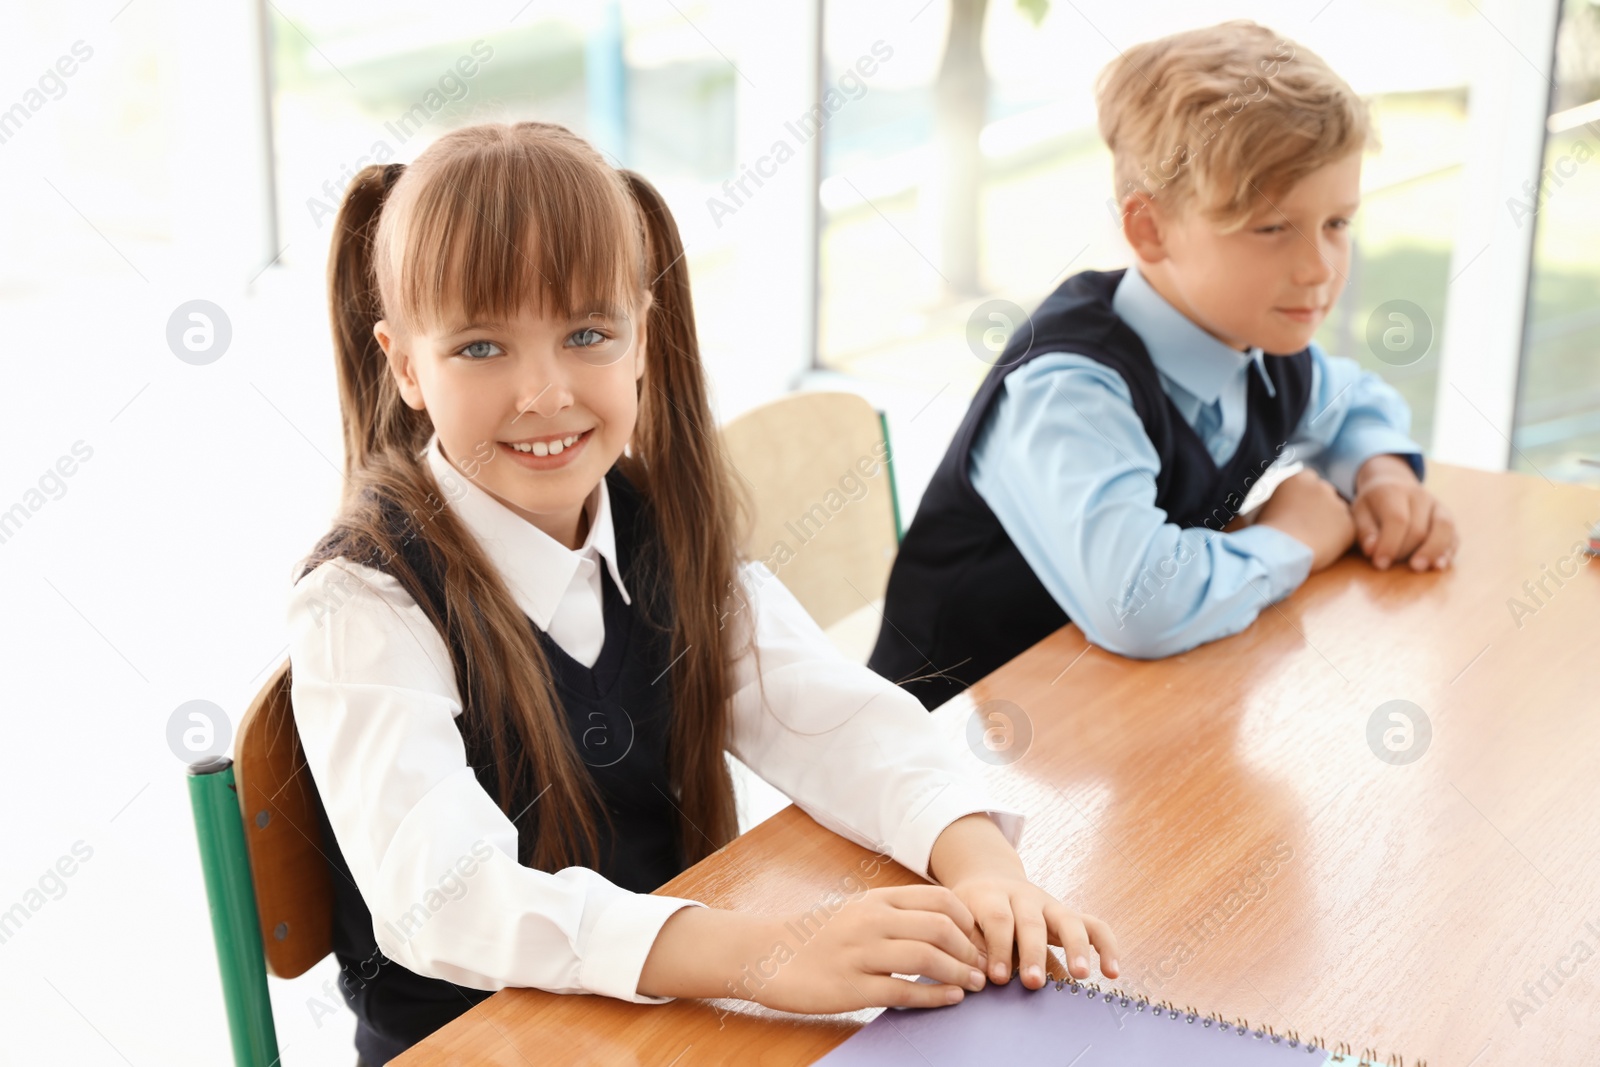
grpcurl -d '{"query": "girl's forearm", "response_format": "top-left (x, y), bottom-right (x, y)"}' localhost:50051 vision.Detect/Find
top-left (639, 814), bottom-right (1023, 1001)
top-left (636, 905), bottom-right (774, 1000)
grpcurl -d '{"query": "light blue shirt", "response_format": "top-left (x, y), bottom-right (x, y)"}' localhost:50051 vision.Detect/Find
top-left (968, 265), bottom-right (1423, 659)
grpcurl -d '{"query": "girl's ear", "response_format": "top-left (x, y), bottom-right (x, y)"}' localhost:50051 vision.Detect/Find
top-left (374, 319), bottom-right (427, 411)
top-left (632, 292), bottom-right (652, 383)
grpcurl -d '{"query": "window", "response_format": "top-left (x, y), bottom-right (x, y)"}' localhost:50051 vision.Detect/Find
top-left (1511, 0), bottom-right (1600, 481)
top-left (817, 0), bottom-right (1485, 459)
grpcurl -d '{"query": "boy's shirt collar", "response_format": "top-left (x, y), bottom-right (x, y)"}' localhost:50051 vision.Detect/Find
top-left (421, 432), bottom-right (631, 631)
top-left (1112, 264), bottom-right (1275, 403)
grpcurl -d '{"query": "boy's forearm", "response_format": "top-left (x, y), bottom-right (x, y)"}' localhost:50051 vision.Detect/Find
top-left (1300, 351), bottom-right (1422, 496)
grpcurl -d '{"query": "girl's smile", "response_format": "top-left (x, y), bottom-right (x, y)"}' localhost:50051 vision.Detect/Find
top-left (498, 428), bottom-right (594, 470)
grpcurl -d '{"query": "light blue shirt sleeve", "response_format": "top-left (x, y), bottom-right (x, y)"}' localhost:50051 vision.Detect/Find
top-left (967, 353), bottom-right (1315, 660)
top-left (1290, 342), bottom-right (1424, 497)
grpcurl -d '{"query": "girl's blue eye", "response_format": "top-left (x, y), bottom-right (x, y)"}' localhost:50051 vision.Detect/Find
top-left (568, 315), bottom-right (632, 366)
top-left (1328, 217), bottom-right (1351, 230)
top-left (458, 340), bottom-right (502, 360)
top-left (1255, 224), bottom-right (1287, 234)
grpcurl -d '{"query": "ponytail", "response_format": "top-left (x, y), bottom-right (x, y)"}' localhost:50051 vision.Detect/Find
top-left (618, 170), bottom-right (743, 861)
top-left (326, 162), bottom-right (427, 491)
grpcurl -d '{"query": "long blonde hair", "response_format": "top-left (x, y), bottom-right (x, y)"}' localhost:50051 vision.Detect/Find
top-left (298, 122), bottom-right (743, 873)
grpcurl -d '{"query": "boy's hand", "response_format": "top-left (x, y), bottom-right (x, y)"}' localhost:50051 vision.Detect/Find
top-left (1254, 468), bottom-right (1357, 572)
top-left (1351, 454), bottom-right (1456, 571)
top-left (928, 813), bottom-right (1119, 991)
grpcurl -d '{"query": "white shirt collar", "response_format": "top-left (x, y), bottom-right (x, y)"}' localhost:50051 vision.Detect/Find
top-left (421, 432), bottom-right (631, 630)
top-left (1112, 264), bottom-right (1274, 404)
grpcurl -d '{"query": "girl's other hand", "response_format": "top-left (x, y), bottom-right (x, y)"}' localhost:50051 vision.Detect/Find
top-left (926, 812), bottom-right (1119, 990)
top-left (944, 874), bottom-right (1119, 989)
top-left (740, 885), bottom-right (991, 1013)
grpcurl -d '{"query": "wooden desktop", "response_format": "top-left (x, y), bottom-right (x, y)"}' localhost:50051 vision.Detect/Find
top-left (398, 464), bottom-right (1600, 1067)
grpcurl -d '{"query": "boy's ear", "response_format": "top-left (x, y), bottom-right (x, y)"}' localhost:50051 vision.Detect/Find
top-left (1121, 193), bottom-right (1170, 264)
top-left (374, 319), bottom-right (426, 411)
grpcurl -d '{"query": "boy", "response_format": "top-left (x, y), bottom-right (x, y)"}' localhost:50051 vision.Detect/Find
top-left (870, 20), bottom-right (1458, 710)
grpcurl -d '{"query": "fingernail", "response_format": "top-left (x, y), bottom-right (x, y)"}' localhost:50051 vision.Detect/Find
top-left (1412, 556), bottom-right (1427, 570)
top-left (1375, 557), bottom-right (1389, 569)
top-left (993, 963), bottom-right (1008, 981)
top-left (969, 969), bottom-right (985, 989)
top-left (1106, 958), bottom-right (1119, 974)
top-left (947, 986), bottom-right (963, 1003)
top-left (1073, 955), bottom-right (1089, 974)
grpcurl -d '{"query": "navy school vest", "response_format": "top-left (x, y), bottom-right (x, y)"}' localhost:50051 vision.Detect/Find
top-left (296, 467), bottom-right (685, 1064)
top-left (867, 268), bottom-right (1314, 710)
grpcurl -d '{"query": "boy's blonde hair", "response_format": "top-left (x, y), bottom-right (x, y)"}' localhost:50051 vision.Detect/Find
top-left (1095, 20), bottom-right (1374, 231)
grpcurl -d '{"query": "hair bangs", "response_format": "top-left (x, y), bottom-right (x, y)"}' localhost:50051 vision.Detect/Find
top-left (377, 128), bottom-right (644, 336)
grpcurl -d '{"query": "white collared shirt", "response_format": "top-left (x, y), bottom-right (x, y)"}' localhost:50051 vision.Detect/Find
top-left (286, 433), bottom-right (1025, 1004)
top-left (430, 436), bottom-right (629, 668)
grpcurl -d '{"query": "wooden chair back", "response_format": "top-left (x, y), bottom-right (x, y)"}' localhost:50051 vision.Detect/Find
top-left (721, 392), bottom-right (900, 630)
top-left (233, 661), bottom-right (333, 979)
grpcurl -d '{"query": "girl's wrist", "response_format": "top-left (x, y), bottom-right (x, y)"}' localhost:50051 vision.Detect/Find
top-left (637, 905), bottom-right (776, 1001)
top-left (928, 812), bottom-right (1026, 888)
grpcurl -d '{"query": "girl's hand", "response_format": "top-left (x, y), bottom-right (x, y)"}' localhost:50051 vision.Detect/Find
top-left (741, 885), bottom-right (991, 1013)
top-left (944, 873), bottom-right (1119, 989)
top-left (927, 812), bottom-right (1119, 989)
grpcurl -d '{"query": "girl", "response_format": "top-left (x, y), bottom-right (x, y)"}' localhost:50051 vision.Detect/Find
top-left (286, 122), bottom-right (1118, 1064)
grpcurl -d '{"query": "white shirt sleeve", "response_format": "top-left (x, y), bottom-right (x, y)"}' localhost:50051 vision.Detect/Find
top-left (721, 561), bottom-right (1028, 880)
top-left (286, 558), bottom-right (703, 1003)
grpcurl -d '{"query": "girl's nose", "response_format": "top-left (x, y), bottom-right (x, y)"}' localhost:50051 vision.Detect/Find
top-left (519, 382), bottom-right (573, 420)
top-left (515, 359), bottom-right (574, 420)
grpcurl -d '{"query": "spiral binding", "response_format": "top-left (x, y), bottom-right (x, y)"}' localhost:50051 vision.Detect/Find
top-left (1041, 975), bottom-right (1426, 1067)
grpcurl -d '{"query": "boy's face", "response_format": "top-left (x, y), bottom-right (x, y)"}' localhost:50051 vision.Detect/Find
top-left (1128, 149), bottom-right (1362, 354)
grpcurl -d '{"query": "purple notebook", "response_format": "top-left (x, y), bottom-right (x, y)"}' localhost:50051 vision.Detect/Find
top-left (814, 978), bottom-right (1364, 1066)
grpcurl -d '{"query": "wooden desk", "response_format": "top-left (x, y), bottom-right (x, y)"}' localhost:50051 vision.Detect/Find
top-left (399, 465), bottom-right (1600, 1066)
